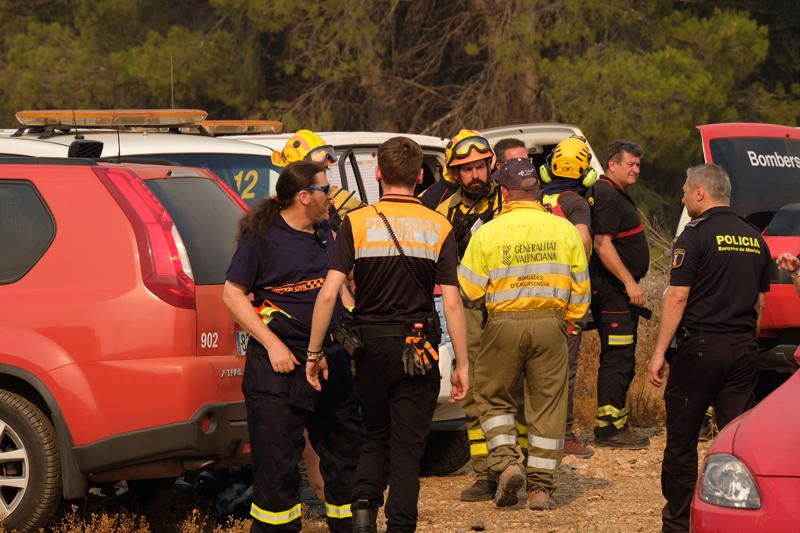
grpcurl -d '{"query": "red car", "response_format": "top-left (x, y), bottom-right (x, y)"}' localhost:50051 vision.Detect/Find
top-left (0, 157), bottom-right (249, 530)
top-left (691, 346), bottom-right (800, 531)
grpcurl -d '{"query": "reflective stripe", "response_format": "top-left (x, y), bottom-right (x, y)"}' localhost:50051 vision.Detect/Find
top-left (487, 286), bottom-right (571, 303)
top-left (366, 217), bottom-right (441, 245)
top-left (515, 421), bottom-right (528, 435)
top-left (527, 455), bottom-right (559, 471)
top-left (251, 503), bottom-right (302, 525)
top-left (572, 268), bottom-right (589, 283)
top-left (470, 442), bottom-right (489, 456)
top-left (458, 264), bottom-right (489, 287)
top-left (612, 416), bottom-right (628, 429)
top-left (326, 502), bottom-right (352, 519)
top-left (529, 435), bottom-right (564, 451)
top-left (518, 437), bottom-right (528, 449)
top-left (570, 291), bottom-right (592, 304)
top-left (488, 263), bottom-right (571, 279)
top-left (595, 419), bottom-right (611, 428)
top-left (356, 246), bottom-right (437, 261)
top-left (597, 405), bottom-right (627, 418)
top-left (608, 334), bottom-right (634, 346)
top-left (487, 434), bottom-right (517, 450)
top-left (467, 428), bottom-right (485, 441)
top-left (706, 406), bottom-right (715, 416)
top-left (482, 414), bottom-right (515, 433)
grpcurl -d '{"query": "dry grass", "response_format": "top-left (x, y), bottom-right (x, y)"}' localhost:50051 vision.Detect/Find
top-left (573, 238), bottom-right (672, 431)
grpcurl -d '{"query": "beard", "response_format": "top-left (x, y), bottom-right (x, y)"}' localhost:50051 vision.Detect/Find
top-left (462, 178), bottom-right (489, 200)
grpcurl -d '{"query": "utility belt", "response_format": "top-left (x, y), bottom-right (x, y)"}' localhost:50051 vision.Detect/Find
top-left (355, 314), bottom-right (442, 376)
top-left (667, 325), bottom-right (753, 364)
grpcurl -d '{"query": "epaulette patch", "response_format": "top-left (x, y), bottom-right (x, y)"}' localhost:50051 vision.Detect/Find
top-left (685, 216), bottom-right (708, 229)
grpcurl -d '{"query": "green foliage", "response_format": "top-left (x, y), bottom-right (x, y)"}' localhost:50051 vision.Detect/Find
top-left (0, 0), bottom-right (797, 228)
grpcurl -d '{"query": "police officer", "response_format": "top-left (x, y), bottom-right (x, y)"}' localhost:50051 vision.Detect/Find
top-left (459, 158), bottom-right (590, 511)
top-left (306, 136), bottom-right (468, 533)
top-left (539, 136), bottom-right (597, 458)
top-left (649, 163), bottom-right (770, 533)
top-left (590, 139), bottom-right (650, 449)
top-left (223, 161), bottom-right (362, 532)
top-left (433, 130), bottom-right (507, 501)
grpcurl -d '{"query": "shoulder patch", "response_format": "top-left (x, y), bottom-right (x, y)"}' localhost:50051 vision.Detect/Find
top-left (685, 216), bottom-right (708, 229)
top-left (671, 248), bottom-right (686, 268)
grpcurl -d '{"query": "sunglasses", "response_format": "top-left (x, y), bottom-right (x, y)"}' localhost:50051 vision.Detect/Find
top-left (447, 135), bottom-right (492, 165)
top-left (303, 184), bottom-right (331, 194)
top-left (307, 145), bottom-right (337, 164)
top-left (608, 141), bottom-right (641, 162)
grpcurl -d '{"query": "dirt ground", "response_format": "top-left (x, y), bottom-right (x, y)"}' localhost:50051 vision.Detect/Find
top-left (294, 430), bottom-right (712, 533)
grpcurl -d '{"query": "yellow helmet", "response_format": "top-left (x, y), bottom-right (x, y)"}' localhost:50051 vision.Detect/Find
top-left (549, 136), bottom-right (592, 180)
top-left (272, 129), bottom-right (336, 167)
top-left (443, 129), bottom-right (495, 183)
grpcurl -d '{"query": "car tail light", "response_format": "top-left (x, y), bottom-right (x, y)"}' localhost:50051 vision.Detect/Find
top-left (94, 167), bottom-right (196, 309)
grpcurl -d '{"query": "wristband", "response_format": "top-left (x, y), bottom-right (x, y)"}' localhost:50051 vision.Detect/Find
top-left (307, 350), bottom-right (325, 362)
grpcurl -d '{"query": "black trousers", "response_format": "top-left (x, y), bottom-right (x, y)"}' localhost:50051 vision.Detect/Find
top-left (244, 342), bottom-right (363, 533)
top-left (352, 335), bottom-right (440, 533)
top-left (591, 276), bottom-right (641, 430)
top-left (661, 331), bottom-right (758, 533)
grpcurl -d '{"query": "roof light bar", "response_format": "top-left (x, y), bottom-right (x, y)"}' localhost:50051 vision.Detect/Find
top-left (201, 120), bottom-right (284, 135)
top-left (15, 109), bottom-right (208, 128)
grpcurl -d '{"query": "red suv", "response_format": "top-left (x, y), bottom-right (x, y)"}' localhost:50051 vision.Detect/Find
top-left (0, 158), bottom-right (249, 530)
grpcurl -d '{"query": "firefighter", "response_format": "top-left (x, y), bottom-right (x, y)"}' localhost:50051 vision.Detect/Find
top-left (649, 163), bottom-right (771, 532)
top-left (306, 136), bottom-right (468, 533)
top-left (538, 136), bottom-right (596, 458)
top-left (590, 139), bottom-right (650, 449)
top-left (459, 157), bottom-right (590, 510)
top-left (223, 161), bottom-right (362, 532)
top-left (273, 129), bottom-right (362, 231)
top-left (433, 130), bottom-right (507, 502)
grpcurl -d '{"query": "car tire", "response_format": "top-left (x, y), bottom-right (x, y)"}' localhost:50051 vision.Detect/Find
top-left (0, 390), bottom-right (61, 532)
top-left (420, 430), bottom-right (469, 476)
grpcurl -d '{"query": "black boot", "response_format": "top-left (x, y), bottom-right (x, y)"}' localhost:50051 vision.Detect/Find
top-left (353, 499), bottom-right (377, 533)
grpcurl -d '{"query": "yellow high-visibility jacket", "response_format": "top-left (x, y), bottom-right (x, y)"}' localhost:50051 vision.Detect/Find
top-left (458, 200), bottom-right (590, 323)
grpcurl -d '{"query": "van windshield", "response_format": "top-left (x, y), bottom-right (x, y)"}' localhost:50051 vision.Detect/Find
top-left (132, 153), bottom-right (280, 205)
top-left (764, 203), bottom-right (800, 236)
top-left (709, 137), bottom-right (800, 219)
top-left (146, 178), bottom-right (243, 285)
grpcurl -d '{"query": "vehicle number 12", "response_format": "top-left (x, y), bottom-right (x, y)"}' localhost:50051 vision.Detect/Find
top-left (200, 331), bottom-right (219, 349)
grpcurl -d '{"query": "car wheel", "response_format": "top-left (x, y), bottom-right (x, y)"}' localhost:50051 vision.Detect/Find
top-left (0, 390), bottom-right (61, 532)
top-left (420, 430), bottom-right (469, 476)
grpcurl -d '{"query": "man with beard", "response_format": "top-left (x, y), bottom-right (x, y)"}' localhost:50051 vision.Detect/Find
top-left (434, 130), bottom-right (506, 502)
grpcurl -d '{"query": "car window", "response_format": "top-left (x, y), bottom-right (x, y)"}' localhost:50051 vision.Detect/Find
top-left (0, 181), bottom-right (55, 283)
top-left (764, 204), bottom-right (800, 236)
top-left (132, 153), bottom-right (280, 205)
top-left (145, 178), bottom-right (242, 285)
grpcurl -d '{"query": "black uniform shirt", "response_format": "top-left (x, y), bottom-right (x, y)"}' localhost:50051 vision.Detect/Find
top-left (331, 194), bottom-right (458, 323)
top-left (670, 207), bottom-right (771, 334)
top-left (226, 216), bottom-right (338, 326)
top-left (590, 177), bottom-right (650, 281)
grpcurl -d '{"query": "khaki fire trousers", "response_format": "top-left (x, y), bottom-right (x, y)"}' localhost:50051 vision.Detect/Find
top-left (461, 306), bottom-right (527, 481)
top-left (474, 310), bottom-right (568, 492)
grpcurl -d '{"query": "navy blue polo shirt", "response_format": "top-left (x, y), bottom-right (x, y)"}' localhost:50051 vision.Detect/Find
top-left (226, 215), bottom-right (339, 326)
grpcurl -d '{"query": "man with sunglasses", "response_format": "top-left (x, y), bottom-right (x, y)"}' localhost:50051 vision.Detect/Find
top-left (273, 129), bottom-right (361, 232)
top-left (590, 139), bottom-right (651, 449)
top-left (433, 130), bottom-right (507, 502)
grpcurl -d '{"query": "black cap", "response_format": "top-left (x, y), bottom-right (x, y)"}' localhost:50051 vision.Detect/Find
top-left (492, 157), bottom-right (539, 191)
